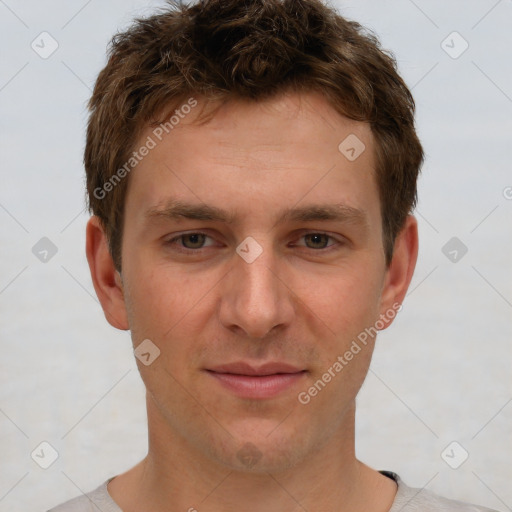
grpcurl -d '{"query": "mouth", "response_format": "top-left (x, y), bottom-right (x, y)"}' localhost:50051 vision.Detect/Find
top-left (205, 362), bottom-right (308, 399)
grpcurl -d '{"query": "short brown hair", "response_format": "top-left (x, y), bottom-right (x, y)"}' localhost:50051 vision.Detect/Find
top-left (85, 0), bottom-right (424, 270)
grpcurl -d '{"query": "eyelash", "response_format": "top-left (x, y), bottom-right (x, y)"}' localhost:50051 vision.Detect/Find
top-left (164, 231), bottom-right (342, 254)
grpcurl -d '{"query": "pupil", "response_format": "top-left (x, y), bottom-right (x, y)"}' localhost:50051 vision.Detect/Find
top-left (308, 234), bottom-right (326, 248)
top-left (185, 234), bottom-right (204, 248)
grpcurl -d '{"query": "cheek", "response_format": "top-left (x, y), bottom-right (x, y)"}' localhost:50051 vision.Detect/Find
top-left (123, 263), bottom-right (184, 342)
top-left (123, 263), bottom-right (213, 372)
top-left (123, 270), bottom-right (199, 398)
top-left (302, 263), bottom-right (383, 338)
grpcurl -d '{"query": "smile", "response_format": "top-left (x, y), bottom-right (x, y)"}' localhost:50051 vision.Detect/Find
top-left (205, 369), bottom-right (308, 399)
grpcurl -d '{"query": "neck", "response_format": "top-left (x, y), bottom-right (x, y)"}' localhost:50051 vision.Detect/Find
top-left (108, 397), bottom-right (396, 512)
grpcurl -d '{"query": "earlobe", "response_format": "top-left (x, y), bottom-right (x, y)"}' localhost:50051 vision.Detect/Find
top-left (378, 215), bottom-right (419, 329)
top-left (85, 216), bottom-right (130, 330)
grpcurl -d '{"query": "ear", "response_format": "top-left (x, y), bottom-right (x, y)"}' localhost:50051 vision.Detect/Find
top-left (378, 215), bottom-right (418, 329)
top-left (85, 216), bottom-right (129, 330)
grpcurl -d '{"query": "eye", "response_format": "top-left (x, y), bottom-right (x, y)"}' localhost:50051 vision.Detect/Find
top-left (296, 232), bottom-right (339, 250)
top-left (166, 232), bottom-right (215, 251)
top-left (164, 230), bottom-right (342, 255)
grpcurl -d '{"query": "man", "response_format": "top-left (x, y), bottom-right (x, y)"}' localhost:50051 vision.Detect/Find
top-left (48, 0), bottom-right (500, 510)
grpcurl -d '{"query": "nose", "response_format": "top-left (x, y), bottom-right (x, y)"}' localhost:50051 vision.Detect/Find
top-left (218, 238), bottom-right (295, 339)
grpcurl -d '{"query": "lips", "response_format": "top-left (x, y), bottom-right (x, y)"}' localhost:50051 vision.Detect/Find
top-left (207, 361), bottom-right (305, 376)
top-left (205, 361), bottom-right (307, 399)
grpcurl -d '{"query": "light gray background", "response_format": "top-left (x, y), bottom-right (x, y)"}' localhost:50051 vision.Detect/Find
top-left (1, 0), bottom-right (511, 510)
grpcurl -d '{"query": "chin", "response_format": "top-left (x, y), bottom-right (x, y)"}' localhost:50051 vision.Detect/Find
top-left (210, 423), bottom-right (312, 474)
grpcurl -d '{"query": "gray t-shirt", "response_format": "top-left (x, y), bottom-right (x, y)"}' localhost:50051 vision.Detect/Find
top-left (47, 471), bottom-right (501, 511)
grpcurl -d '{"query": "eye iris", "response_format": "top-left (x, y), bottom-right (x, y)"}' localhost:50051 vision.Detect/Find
top-left (182, 233), bottom-right (205, 249)
top-left (305, 233), bottom-right (328, 249)
top-left (178, 233), bottom-right (329, 250)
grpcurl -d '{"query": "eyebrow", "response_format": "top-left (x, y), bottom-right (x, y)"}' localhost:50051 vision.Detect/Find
top-left (145, 199), bottom-right (368, 229)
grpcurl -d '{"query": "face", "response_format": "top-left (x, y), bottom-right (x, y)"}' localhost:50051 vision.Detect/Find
top-left (91, 91), bottom-right (414, 473)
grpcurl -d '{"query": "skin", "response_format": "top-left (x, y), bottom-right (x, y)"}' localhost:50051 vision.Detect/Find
top-left (86, 91), bottom-right (418, 512)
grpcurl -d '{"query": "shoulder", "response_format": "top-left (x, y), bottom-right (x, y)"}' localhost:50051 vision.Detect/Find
top-left (386, 472), bottom-right (502, 512)
top-left (46, 477), bottom-right (121, 512)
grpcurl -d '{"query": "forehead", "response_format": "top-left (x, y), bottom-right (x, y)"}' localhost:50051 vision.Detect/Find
top-left (124, 91), bottom-right (380, 233)
top-left (181, 92), bottom-right (370, 149)
top-left (145, 91), bottom-right (373, 159)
